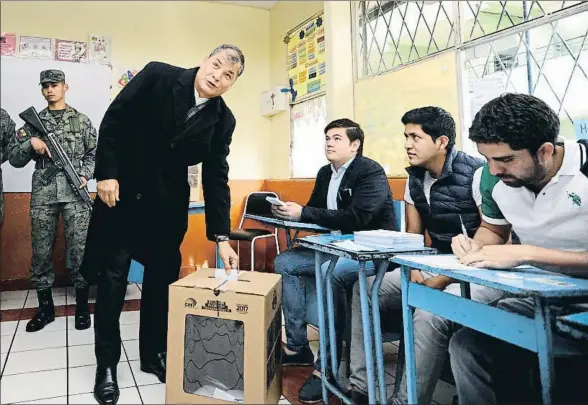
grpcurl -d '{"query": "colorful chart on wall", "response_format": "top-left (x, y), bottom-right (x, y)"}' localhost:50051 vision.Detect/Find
top-left (285, 12), bottom-right (326, 104)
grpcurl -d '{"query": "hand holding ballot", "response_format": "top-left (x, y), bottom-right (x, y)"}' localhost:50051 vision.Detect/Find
top-left (271, 200), bottom-right (303, 221)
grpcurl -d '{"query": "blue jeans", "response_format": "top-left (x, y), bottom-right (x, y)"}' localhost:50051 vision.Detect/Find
top-left (274, 247), bottom-right (371, 372)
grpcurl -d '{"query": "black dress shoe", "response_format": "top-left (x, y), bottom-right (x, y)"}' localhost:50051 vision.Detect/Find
top-left (298, 373), bottom-right (337, 404)
top-left (140, 352), bottom-right (166, 383)
top-left (281, 346), bottom-right (314, 367)
top-left (94, 366), bottom-right (120, 405)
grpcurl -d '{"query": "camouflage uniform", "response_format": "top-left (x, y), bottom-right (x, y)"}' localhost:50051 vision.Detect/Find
top-left (7, 71), bottom-right (97, 290)
top-left (0, 108), bottom-right (16, 222)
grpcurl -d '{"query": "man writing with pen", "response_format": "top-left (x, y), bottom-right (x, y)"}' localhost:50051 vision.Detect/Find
top-left (347, 107), bottom-right (507, 405)
top-left (449, 94), bottom-right (588, 404)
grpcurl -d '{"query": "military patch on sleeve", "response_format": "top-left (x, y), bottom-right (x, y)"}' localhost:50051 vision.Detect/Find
top-left (16, 126), bottom-right (30, 142)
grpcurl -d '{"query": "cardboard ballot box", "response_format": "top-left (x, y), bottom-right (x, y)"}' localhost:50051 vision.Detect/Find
top-left (166, 269), bottom-right (282, 404)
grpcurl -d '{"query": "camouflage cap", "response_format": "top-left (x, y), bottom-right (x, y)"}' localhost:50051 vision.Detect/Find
top-left (39, 69), bottom-right (65, 84)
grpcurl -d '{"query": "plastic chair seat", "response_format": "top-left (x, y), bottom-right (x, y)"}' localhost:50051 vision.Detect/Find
top-left (229, 228), bottom-right (274, 241)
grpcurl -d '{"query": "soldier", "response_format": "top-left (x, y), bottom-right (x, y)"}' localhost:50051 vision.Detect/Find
top-left (8, 69), bottom-right (97, 332)
top-left (1, 108), bottom-right (16, 223)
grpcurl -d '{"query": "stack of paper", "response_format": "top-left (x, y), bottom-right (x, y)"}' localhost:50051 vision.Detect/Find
top-left (353, 230), bottom-right (425, 249)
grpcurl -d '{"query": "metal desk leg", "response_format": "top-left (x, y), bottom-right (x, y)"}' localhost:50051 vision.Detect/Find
top-left (534, 297), bottom-right (554, 405)
top-left (325, 257), bottom-right (340, 379)
top-left (285, 227), bottom-right (293, 249)
top-left (314, 251), bottom-right (330, 405)
top-left (401, 265), bottom-right (417, 404)
top-left (358, 261), bottom-right (377, 404)
top-left (371, 260), bottom-right (390, 405)
top-left (460, 281), bottom-right (471, 299)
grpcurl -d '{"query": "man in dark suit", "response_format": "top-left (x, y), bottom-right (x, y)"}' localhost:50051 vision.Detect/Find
top-left (272, 118), bottom-right (397, 403)
top-left (81, 45), bottom-right (243, 405)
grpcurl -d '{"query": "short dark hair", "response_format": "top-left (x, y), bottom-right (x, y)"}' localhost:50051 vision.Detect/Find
top-left (324, 118), bottom-right (364, 156)
top-left (469, 93), bottom-right (560, 154)
top-left (209, 44), bottom-right (245, 76)
top-left (401, 106), bottom-right (456, 149)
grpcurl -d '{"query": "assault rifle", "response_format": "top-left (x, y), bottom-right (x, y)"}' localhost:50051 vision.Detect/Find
top-left (19, 106), bottom-right (93, 210)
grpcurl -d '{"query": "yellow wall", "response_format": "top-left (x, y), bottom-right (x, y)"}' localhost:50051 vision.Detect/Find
top-left (354, 52), bottom-right (461, 177)
top-left (0, 0), bottom-right (272, 179)
top-left (268, 1), bottom-right (323, 179)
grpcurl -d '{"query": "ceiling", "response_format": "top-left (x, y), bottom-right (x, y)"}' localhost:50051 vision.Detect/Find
top-left (216, 1), bottom-right (278, 9)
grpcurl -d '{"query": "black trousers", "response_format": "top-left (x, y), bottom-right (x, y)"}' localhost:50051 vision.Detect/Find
top-left (94, 243), bottom-right (181, 367)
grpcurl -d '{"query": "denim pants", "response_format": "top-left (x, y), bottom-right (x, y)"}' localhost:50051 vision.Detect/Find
top-left (274, 247), bottom-right (373, 372)
top-left (349, 268), bottom-right (505, 404)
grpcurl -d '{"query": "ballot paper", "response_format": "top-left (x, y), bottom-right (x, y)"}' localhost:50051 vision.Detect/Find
top-left (397, 255), bottom-right (533, 271)
top-left (331, 240), bottom-right (378, 252)
top-left (214, 268), bottom-right (240, 281)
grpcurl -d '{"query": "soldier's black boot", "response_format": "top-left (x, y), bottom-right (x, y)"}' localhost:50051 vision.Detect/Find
top-left (26, 288), bottom-right (55, 332)
top-left (75, 286), bottom-right (91, 330)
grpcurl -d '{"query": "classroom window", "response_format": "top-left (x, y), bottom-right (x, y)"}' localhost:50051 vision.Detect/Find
top-left (290, 95), bottom-right (329, 178)
top-left (461, 1), bottom-right (585, 42)
top-left (354, 1), bottom-right (456, 78)
top-left (461, 5), bottom-right (588, 156)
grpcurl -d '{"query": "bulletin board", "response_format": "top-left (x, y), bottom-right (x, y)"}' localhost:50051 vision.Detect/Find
top-left (285, 11), bottom-right (326, 104)
top-left (354, 51), bottom-right (461, 177)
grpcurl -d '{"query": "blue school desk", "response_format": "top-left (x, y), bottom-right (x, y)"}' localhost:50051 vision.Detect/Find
top-left (390, 254), bottom-right (588, 405)
top-left (297, 234), bottom-right (436, 405)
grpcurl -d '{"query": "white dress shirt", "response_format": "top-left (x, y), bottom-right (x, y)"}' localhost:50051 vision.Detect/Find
top-left (327, 157), bottom-right (355, 210)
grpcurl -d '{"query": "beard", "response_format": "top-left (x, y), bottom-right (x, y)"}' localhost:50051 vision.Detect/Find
top-left (498, 161), bottom-right (548, 189)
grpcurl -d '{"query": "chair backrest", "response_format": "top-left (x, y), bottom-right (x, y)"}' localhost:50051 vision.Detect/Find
top-left (244, 191), bottom-right (278, 216)
top-left (393, 200), bottom-right (406, 232)
top-left (237, 191), bottom-right (278, 229)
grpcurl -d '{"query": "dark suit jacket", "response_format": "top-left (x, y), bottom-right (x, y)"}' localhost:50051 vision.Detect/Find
top-left (301, 155), bottom-right (397, 233)
top-left (84, 62), bottom-right (235, 267)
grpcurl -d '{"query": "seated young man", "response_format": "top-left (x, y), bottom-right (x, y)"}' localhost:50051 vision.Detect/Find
top-left (450, 93), bottom-right (588, 405)
top-left (272, 118), bottom-right (397, 403)
top-left (347, 107), bottom-right (505, 404)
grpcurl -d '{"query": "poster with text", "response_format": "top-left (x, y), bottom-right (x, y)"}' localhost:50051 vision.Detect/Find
top-left (0, 33), bottom-right (16, 56)
top-left (88, 34), bottom-right (112, 66)
top-left (19, 36), bottom-right (53, 59)
top-left (286, 12), bottom-right (326, 103)
top-left (55, 39), bottom-right (87, 63)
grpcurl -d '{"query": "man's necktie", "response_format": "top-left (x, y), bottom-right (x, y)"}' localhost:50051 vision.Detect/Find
top-left (185, 103), bottom-right (207, 123)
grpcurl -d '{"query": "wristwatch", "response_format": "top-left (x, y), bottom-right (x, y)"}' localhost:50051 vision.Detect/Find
top-left (215, 234), bottom-right (230, 244)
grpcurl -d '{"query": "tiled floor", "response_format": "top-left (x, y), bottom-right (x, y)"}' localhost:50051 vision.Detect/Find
top-left (1, 285), bottom-right (454, 404)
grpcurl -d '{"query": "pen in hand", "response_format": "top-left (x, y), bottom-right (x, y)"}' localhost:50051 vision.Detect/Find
top-left (459, 215), bottom-right (472, 252)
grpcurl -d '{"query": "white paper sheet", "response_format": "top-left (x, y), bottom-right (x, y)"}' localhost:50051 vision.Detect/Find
top-left (214, 269), bottom-right (240, 281)
top-left (397, 255), bottom-right (533, 271)
top-left (331, 240), bottom-right (378, 252)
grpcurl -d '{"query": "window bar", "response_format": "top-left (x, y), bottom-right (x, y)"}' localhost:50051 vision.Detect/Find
top-left (440, 2), bottom-right (456, 50)
top-left (389, 2), bottom-right (408, 68)
top-left (407, 2), bottom-right (425, 62)
top-left (361, 1), bottom-right (370, 77)
top-left (555, 28), bottom-right (588, 115)
top-left (415, 0), bottom-right (442, 55)
top-left (375, 0), bottom-right (397, 73)
top-left (396, 1), bottom-right (422, 61)
top-left (468, 1), bottom-right (486, 41)
top-left (365, 1), bottom-right (384, 76)
top-left (534, 1), bottom-right (588, 82)
top-left (523, 1), bottom-right (534, 94)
